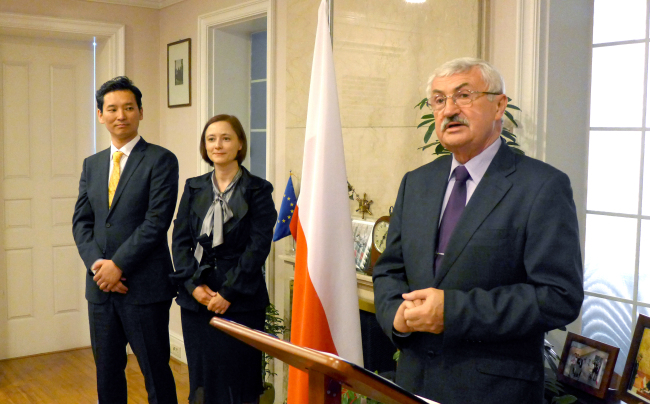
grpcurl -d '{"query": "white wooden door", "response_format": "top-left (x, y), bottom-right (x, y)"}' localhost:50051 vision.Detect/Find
top-left (0, 34), bottom-right (94, 358)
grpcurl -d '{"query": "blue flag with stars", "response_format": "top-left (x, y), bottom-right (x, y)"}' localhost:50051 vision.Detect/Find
top-left (273, 176), bottom-right (297, 241)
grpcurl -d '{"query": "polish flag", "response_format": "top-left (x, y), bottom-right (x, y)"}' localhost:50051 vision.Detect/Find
top-left (287, 0), bottom-right (363, 402)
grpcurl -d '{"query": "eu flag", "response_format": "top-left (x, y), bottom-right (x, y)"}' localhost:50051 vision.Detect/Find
top-left (273, 176), bottom-right (297, 241)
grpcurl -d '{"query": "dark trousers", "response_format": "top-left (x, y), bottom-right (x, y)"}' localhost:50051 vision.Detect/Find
top-left (88, 298), bottom-right (178, 404)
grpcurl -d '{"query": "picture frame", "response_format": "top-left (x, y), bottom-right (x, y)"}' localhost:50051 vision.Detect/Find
top-left (620, 314), bottom-right (650, 404)
top-left (557, 332), bottom-right (619, 399)
top-left (167, 38), bottom-right (191, 108)
top-left (351, 220), bottom-right (373, 273)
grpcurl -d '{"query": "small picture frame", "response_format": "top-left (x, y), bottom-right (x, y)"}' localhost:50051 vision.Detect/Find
top-left (167, 38), bottom-right (191, 108)
top-left (620, 314), bottom-right (650, 404)
top-left (557, 332), bottom-right (619, 399)
top-left (351, 220), bottom-right (373, 273)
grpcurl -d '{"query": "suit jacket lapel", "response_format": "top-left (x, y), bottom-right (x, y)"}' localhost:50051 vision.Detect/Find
top-left (433, 142), bottom-right (515, 286)
top-left (190, 174), bottom-right (213, 231)
top-left (97, 148), bottom-right (111, 210)
top-left (108, 138), bottom-right (146, 214)
top-left (223, 168), bottom-right (250, 234)
top-left (418, 160), bottom-right (451, 287)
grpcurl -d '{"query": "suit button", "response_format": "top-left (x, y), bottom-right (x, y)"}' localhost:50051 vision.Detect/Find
top-left (427, 351), bottom-right (435, 358)
top-left (106, 223), bottom-right (111, 228)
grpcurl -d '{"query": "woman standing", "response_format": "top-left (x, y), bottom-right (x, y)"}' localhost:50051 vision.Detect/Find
top-left (171, 115), bottom-right (277, 404)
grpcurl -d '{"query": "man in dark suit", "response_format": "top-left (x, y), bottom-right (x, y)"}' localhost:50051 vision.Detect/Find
top-left (73, 76), bottom-right (179, 404)
top-left (372, 58), bottom-right (583, 404)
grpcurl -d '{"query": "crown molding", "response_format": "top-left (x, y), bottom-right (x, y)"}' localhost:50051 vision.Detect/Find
top-left (84, 0), bottom-right (184, 10)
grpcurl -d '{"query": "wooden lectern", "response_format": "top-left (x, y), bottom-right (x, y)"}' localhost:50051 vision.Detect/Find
top-left (210, 316), bottom-right (432, 404)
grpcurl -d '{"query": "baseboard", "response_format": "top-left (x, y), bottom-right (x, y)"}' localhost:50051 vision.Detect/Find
top-left (169, 331), bottom-right (187, 364)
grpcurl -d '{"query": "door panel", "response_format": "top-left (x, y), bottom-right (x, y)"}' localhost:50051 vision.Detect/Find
top-left (0, 35), bottom-right (93, 358)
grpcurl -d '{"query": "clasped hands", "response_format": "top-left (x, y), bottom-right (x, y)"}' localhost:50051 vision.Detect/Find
top-left (393, 287), bottom-right (445, 334)
top-left (92, 259), bottom-right (128, 294)
top-left (192, 285), bottom-right (231, 314)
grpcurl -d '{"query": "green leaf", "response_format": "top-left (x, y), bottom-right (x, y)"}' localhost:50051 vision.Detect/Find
top-left (415, 98), bottom-right (428, 109)
top-left (420, 113), bottom-right (434, 119)
top-left (507, 96), bottom-right (512, 102)
top-left (435, 143), bottom-right (449, 155)
top-left (500, 131), bottom-right (516, 142)
top-left (552, 395), bottom-right (577, 404)
top-left (423, 124), bottom-right (435, 144)
top-left (417, 119), bottom-right (435, 129)
top-left (419, 143), bottom-right (437, 151)
top-left (510, 147), bottom-right (525, 155)
top-left (506, 104), bottom-right (521, 111)
top-left (504, 110), bottom-right (518, 127)
top-left (393, 350), bottom-right (400, 362)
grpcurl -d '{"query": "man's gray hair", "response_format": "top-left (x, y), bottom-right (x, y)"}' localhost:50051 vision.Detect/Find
top-left (426, 57), bottom-right (505, 99)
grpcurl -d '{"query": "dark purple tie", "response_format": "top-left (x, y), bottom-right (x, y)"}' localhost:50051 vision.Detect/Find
top-left (435, 165), bottom-right (470, 271)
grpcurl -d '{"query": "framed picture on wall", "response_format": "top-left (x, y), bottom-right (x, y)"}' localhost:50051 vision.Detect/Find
top-left (557, 332), bottom-right (619, 399)
top-left (620, 315), bottom-right (650, 404)
top-left (167, 38), bottom-right (191, 108)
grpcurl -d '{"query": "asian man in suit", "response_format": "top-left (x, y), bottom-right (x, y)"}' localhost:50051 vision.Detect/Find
top-left (72, 76), bottom-right (179, 404)
top-left (372, 58), bottom-right (584, 404)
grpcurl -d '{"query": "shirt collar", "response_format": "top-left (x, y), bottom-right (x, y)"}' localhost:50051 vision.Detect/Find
top-left (449, 137), bottom-right (501, 183)
top-left (110, 135), bottom-right (141, 157)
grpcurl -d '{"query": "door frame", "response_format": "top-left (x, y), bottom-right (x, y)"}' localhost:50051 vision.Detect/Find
top-left (0, 12), bottom-right (124, 78)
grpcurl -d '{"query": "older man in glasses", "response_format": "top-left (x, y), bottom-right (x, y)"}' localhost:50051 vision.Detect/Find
top-left (372, 57), bottom-right (583, 404)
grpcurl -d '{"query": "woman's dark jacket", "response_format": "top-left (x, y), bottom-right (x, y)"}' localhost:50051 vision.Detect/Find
top-left (171, 166), bottom-right (277, 312)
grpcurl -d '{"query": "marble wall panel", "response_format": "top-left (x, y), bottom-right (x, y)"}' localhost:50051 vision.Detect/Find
top-left (286, 0), bottom-right (479, 215)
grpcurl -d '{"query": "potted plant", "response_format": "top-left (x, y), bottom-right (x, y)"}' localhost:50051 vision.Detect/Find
top-left (260, 303), bottom-right (288, 404)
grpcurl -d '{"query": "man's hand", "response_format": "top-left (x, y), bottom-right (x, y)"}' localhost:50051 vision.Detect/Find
top-left (109, 281), bottom-right (129, 294)
top-left (402, 288), bottom-right (445, 334)
top-left (393, 300), bottom-right (416, 333)
top-left (93, 260), bottom-right (123, 292)
top-left (192, 285), bottom-right (217, 306)
top-left (208, 293), bottom-right (231, 314)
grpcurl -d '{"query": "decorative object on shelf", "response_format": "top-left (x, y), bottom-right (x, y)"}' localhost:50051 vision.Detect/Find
top-left (351, 219), bottom-right (373, 273)
top-left (356, 193), bottom-right (373, 219)
top-left (347, 182), bottom-right (373, 219)
top-left (367, 212), bottom-right (391, 276)
top-left (414, 96), bottom-right (523, 156)
top-left (620, 314), bottom-right (650, 404)
top-left (347, 181), bottom-right (357, 200)
top-left (556, 332), bottom-right (619, 399)
top-left (167, 38), bottom-right (191, 108)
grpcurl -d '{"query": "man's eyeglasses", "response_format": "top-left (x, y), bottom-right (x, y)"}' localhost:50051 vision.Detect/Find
top-left (426, 89), bottom-right (502, 111)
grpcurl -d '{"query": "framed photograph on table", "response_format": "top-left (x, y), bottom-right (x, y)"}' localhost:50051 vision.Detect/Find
top-left (351, 220), bottom-right (373, 273)
top-left (557, 332), bottom-right (619, 399)
top-left (620, 314), bottom-right (650, 403)
top-left (167, 38), bottom-right (191, 108)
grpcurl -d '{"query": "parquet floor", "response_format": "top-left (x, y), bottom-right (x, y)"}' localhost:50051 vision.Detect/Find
top-left (0, 347), bottom-right (190, 403)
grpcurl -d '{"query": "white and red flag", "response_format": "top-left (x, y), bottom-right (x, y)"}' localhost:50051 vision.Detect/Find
top-left (287, 0), bottom-right (363, 402)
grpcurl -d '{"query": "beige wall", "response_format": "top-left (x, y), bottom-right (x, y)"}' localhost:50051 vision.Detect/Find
top-left (0, 0), bottom-right (161, 145)
top-left (1, 0), bottom-right (488, 355)
top-left (284, 0), bottom-right (480, 229)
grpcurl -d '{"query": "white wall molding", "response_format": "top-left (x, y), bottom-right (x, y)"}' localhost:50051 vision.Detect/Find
top-left (169, 331), bottom-right (187, 364)
top-left (197, 0), bottom-right (271, 175)
top-left (0, 12), bottom-right (125, 77)
top-left (84, 0), bottom-right (184, 10)
top-left (513, 0), bottom-right (545, 160)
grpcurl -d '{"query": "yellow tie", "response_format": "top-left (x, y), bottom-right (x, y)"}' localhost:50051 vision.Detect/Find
top-left (108, 151), bottom-right (124, 208)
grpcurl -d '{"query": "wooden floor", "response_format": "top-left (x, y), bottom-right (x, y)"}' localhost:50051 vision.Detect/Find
top-left (0, 347), bottom-right (190, 403)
